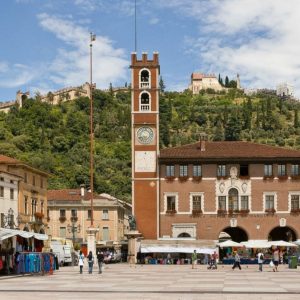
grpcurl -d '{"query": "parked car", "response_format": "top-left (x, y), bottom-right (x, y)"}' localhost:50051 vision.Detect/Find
top-left (104, 252), bottom-right (122, 263)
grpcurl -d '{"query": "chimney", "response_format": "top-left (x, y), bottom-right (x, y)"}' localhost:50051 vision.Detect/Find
top-left (80, 184), bottom-right (85, 197)
top-left (199, 133), bottom-right (207, 151)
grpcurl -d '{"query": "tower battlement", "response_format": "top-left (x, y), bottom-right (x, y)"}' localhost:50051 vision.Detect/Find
top-left (131, 52), bottom-right (159, 68)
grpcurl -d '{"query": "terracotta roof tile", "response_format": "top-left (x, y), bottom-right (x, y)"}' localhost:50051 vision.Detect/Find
top-left (47, 189), bottom-right (100, 201)
top-left (0, 155), bottom-right (21, 164)
top-left (159, 141), bottom-right (300, 161)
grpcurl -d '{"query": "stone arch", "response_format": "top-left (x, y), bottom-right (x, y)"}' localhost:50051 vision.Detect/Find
top-left (178, 232), bottom-right (191, 238)
top-left (220, 226), bottom-right (248, 243)
top-left (139, 91), bottom-right (151, 111)
top-left (268, 226), bottom-right (297, 242)
top-left (139, 68), bottom-right (151, 88)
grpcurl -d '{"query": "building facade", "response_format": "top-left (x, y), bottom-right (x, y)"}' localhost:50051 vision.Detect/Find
top-left (0, 155), bottom-right (48, 234)
top-left (159, 139), bottom-right (300, 242)
top-left (41, 82), bottom-right (92, 105)
top-left (0, 171), bottom-right (21, 228)
top-left (131, 53), bottom-right (300, 245)
top-left (188, 73), bottom-right (224, 94)
top-left (47, 189), bottom-right (131, 252)
top-left (276, 82), bottom-right (294, 98)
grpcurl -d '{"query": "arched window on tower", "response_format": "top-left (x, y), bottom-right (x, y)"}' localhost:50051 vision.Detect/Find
top-left (139, 69), bottom-right (151, 89)
top-left (140, 92), bottom-right (151, 111)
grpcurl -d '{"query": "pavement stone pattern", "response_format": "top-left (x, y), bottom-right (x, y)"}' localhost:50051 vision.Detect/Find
top-left (0, 264), bottom-right (300, 299)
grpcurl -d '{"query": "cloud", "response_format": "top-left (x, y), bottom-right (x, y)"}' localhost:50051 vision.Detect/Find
top-left (158, 0), bottom-right (300, 96)
top-left (37, 13), bottom-right (129, 90)
top-left (149, 17), bottom-right (159, 25)
top-left (0, 62), bottom-right (38, 88)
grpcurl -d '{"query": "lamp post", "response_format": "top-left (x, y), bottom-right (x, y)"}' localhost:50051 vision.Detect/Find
top-left (3, 208), bottom-right (22, 229)
top-left (67, 218), bottom-right (81, 245)
top-left (89, 32), bottom-right (96, 227)
top-left (86, 32), bottom-right (99, 258)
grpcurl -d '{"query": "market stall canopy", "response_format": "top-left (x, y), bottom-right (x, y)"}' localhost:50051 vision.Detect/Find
top-left (141, 246), bottom-right (216, 254)
top-left (140, 239), bottom-right (217, 254)
top-left (241, 240), bottom-right (270, 248)
top-left (0, 228), bottom-right (48, 241)
top-left (269, 240), bottom-right (297, 247)
top-left (218, 240), bottom-right (243, 248)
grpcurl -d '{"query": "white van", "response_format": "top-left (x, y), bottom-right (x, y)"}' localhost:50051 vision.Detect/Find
top-left (50, 240), bottom-right (73, 266)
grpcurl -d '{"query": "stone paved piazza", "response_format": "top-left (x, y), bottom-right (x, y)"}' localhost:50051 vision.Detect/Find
top-left (1, 264), bottom-right (300, 299)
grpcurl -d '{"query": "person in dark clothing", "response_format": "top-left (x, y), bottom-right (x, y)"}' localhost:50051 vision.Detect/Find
top-left (97, 251), bottom-right (104, 274)
top-left (87, 251), bottom-right (94, 274)
top-left (232, 252), bottom-right (242, 270)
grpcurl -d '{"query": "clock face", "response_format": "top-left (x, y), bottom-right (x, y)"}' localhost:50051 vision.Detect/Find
top-left (137, 127), bottom-right (154, 144)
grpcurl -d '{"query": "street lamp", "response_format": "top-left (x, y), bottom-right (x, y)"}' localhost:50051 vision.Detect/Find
top-left (67, 219), bottom-right (81, 245)
top-left (3, 208), bottom-right (22, 229)
top-left (89, 32), bottom-right (96, 227)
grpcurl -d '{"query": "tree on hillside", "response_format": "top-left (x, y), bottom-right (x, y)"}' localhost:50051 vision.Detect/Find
top-left (225, 113), bottom-right (242, 141)
top-left (47, 92), bottom-right (54, 105)
top-left (294, 109), bottom-right (299, 128)
top-left (159, 76), bottom-right (166, 93)
top-left (225, 76), bottom-right (229, 87)
top-left (213, 119), bottom-right (224, 141)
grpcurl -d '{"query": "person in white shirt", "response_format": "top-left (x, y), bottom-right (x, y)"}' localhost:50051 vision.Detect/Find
top-left (78, 251), bottom-right (85, 274)
top-left (257, 251), bottom-right (264, 272)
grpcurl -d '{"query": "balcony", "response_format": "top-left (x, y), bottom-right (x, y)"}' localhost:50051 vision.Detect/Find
top-left (263, 175), bottom-right (274, 180)
top-left (278, 175), bottom-right (288, 181)
top-left (265, 208), bottom-right (276, 215)
top-left (59, 216), bottom-right (66, 222)
top-left (70, 216), bottom-right (78, 222)
top-left (140, 82), bottom-right (150, 89)
top-left (191, 209), bottom-right (202, 217)
top-left (165, 176), bottom-right (175, 182)
top-left (192, 176), bottom-right (202, 182)
top-left (166, 209), bottom-right (177, 215)
top-left (291, 175), bottom-right (300, 180)
top-left (178, 176), bottom-right (189, 182)
top-left (290, 208), bottom-right (300, 216)
top-left (217, 209), bottom-right (227, 216)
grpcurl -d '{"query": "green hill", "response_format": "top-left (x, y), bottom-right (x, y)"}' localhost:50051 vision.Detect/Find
top-left (1, 88), bottom-right (300, 202)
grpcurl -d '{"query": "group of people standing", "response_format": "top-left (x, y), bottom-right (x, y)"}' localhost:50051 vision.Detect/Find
top-left (232, 247), bottom-right (281, 272)
top-left (78, 250), bottom-right (105, 274)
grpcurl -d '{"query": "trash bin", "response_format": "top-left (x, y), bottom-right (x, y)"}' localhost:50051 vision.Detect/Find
top-left (289, 256), bottom-right (297, 269)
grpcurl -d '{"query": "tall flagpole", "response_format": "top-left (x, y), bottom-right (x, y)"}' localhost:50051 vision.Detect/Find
top-left (89, 32), bottom-right (96, 227)
top-left (134, 0), bottom-right (137, 52)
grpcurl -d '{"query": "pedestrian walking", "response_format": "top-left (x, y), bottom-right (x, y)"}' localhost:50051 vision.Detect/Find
top-left (192, 250), bottom-right (197, 269)
top-left (97, 251), bottom-right (104, 274)
top-left (272, 248), bottom-right (279, 272)
top-left (232, 252), bottom-right (241, 270)
top-left (257, 251), bottom-right (264, 272)
top-left (87, 251), bottom-right (94, 274)
top-left (78, 251), bottom-right (84, 274)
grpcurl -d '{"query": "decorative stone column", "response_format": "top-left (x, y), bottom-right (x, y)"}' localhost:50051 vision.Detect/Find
top-left (86, 227), bottom-right (99, 257)
top-left (125, 230), bottom-right (142, 264)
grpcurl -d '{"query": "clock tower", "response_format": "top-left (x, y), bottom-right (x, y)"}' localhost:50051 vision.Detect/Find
top-left (131, 52), bottom-right (160, 239)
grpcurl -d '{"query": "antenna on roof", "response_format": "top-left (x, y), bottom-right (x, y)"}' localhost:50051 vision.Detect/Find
top-left (134, 0), bottom-right (137, 52)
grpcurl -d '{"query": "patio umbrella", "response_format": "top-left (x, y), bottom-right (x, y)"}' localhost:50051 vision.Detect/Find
top-left (218, 240), bottom-right (243, 248)
top-left (241, 240), bottom-right (270, 248)
top-left (269, 240), bottom-right (297, 247)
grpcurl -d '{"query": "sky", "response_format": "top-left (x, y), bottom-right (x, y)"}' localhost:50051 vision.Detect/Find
top-left (1, 0), bottom-right (300, 101)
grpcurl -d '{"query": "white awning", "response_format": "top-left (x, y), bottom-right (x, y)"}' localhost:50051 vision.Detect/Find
top-left (218, 240), bottom-right (243, 248)
top-left (269, 240), bottom-right (297, 247)
top-left (141, 246), bottom-right (216, 254)
top-left (241, 240), bottom-right (270, 248)
top-left (0, 228), bottom-right (48, 241)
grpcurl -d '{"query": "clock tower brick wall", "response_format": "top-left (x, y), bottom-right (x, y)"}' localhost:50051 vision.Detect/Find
top-left (131, 52), bottom-right (160, 239)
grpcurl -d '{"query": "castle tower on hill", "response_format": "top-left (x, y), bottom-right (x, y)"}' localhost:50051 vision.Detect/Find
top-left (130, 52), bottom-right (160, 239)
top-left (236, 73), bottom-right (241, 89)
